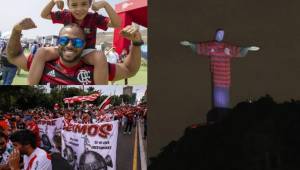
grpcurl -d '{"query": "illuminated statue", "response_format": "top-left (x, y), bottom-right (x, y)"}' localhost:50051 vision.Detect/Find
top-left (181, 29), bottom-right (259, 108)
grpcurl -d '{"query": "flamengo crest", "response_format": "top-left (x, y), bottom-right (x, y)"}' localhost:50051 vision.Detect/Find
top-left (77, 70), bottom-right (91, 85)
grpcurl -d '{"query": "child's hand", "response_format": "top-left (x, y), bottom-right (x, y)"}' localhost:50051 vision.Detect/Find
top-left (120, 25), bottom-right (142, 42)
top-left (14, 18), bottom-right (37, 32)
top-left (53, 0), bottom-right (64, 10)
top-left (91, 0), bottom-right (107, 11)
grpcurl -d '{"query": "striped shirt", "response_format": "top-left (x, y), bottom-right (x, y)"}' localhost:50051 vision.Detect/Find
top-left (51, 10), bottom-right (109, 49)
top-left (197, 41), bottom-right (242, 87)
top-left (27, 54), bottom-right (116, 85)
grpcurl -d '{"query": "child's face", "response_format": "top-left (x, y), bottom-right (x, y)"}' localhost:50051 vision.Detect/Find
top-left (68, 0), bottom-right (91, 20)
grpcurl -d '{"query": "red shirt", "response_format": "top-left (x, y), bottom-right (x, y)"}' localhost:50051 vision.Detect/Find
top-left (51, 10), bottom-right (109, 49)
top-left (196, 41), bottom-right (242, 88)
top-left (27, 54), bottom-right (116, 85)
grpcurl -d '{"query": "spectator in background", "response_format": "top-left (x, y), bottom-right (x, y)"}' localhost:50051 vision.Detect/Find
top-left (120, 49), bottom-right (128, 85)
top-left (0, 41), bottom-right (17, 85)
top-left (106, 47), bottom-right (119, 64)
top-left (143, 108), bottom-right (147, 140)
top-left (124, 112), bottom-right (133, 135)
top-left (119, 49), bottom-right (127, 63)
top-left (106, 47), bottom-right (119, 84)
top-left (24, 116), bottom-right (41, 147)
top-left (15, 115), bottom-right (25, 130)
top-left (81, 111), bottom-right (92, 124)
top-left (0, 115), bottom-right (10, 136)
top-left (0, 131), bottom-right (11, 170)
top-left (30, 41), bottom-right (39, 56)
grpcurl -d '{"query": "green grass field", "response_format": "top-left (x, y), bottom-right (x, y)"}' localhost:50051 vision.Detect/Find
top-left (12, 65), bottom-right (147, 85)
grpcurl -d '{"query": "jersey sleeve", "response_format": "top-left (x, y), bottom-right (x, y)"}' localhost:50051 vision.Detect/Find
top-left (95, 14), bottom-right (109, 31)
top-left (27, 54), bottom-right (34, 70)
top-left (197, 42), bottom-right (210, 56)
top-left (50, 10), bottom-right (67, 24)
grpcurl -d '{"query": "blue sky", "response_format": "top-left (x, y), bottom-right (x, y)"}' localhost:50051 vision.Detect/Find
top-left (0, 0), bottom-right (120, 38)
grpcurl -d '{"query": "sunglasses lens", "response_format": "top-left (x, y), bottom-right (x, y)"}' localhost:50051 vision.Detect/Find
top-left (58, 37), bottom-right (84, 48)
top-left (58, 37), bottom-right (69, 46)
top-left (72, 38), bottom-right (84, 48)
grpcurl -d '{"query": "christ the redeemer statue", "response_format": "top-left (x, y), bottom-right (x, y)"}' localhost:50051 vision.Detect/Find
top-left (181, 29), bottom-right (259, 108)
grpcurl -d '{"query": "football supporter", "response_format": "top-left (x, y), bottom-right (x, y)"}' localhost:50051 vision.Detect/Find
top-left (8, 130), bottom-right (52, 170)
top-left (0, 131), bottom-right (11, 170)
top-left (28, 0), bottom-right (121, 84)
top-left (7, 18), bottom-right (143, 85)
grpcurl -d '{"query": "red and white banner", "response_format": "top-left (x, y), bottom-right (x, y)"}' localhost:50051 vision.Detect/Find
top-left (61, 121), bottom-right (118, 170)
top-left (64, 92), bottom-right (101, 103)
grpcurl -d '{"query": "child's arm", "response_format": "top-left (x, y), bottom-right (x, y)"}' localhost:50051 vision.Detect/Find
top-left (41, 0), bottom-right (64, 20)
top-left (91, 0), bottom-right (121, 28)
top-left (27, 47), bottom-right (59, 85)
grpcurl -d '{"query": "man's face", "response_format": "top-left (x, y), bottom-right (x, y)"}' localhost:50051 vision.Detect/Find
top-left (15, 115), bottom-right (21, 121)
top-left (68, 0), bottom-right (90, 20)
top-left (58, 27), bottom-right (85, 64)
top-left (12, 142), bottom-right (27, 155)
top-left (0, 137), bottom-right (7, 154)
top-left (82, 113), bottom-right (90, 123)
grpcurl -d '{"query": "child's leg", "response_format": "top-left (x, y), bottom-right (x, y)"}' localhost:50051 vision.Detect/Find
top-left (82, 50), bottom-right (108, 84)
top-left (27, 47), bottom-right (59, 85)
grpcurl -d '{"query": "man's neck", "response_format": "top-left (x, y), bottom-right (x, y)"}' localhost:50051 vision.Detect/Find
top-left (59, 58), bottom-right (81, 68)
top-left (75, 19), bottom-right (83, 25)
top-left (26, 147), bottom-right (35, 157)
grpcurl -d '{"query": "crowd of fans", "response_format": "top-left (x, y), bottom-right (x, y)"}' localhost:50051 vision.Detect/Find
top-left (0, 101), bottom-right (147, 170)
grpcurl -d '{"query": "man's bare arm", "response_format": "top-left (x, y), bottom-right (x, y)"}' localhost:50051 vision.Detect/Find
top-left (7, 18), bottom-right (37, 71)
top-left (113, 25), bottom-right (142, 81)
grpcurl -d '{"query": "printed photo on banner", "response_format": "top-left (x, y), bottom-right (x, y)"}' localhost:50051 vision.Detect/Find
top-left (37, 117), bottom-right (64, 152)
top-left (61, 121), bottom-right (118, 170)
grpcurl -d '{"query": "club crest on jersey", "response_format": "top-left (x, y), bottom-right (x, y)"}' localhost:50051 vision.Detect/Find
top-left (84, 28), bottom-right (91, 34)
top-left (77, 70), bottom-right (91, 85)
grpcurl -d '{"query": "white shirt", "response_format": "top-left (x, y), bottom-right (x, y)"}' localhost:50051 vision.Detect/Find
top-left (106, 51), bottom-right (119, 64)
top-left (23, 147), bottom-right (52, 170)
top-left (0, 150), bottom-right (10, 165)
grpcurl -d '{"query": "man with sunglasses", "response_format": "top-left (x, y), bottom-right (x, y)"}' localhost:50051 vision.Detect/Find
top-left (7, 18), bottom-right (143, 85)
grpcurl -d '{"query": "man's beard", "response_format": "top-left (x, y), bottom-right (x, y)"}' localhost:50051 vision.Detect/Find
top-left (59, 49), bottom-right (82, 63)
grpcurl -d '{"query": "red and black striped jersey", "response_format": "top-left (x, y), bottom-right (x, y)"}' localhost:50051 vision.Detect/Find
top-left (50, 10), bottom-right (109, 49)
top-left (196, 41), bottom-right (242, 88)
top-left (27, 54), bottom-right (116, 85)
